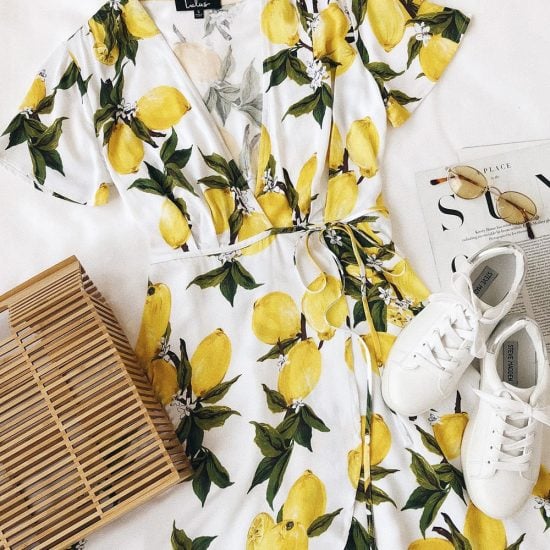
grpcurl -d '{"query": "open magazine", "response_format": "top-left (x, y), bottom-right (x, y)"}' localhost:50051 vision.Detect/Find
top-left (415, 142), bottom-right (550, 348)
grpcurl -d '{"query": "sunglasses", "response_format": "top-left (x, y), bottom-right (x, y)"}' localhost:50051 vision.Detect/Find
top-left (432, 165), bottom-right (538, 239)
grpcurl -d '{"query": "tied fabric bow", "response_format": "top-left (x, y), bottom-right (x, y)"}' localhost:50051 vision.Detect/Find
top-left (474, 388), bottom-right (550, 472)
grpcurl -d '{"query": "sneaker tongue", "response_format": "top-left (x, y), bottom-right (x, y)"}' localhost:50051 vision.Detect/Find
top-left (503, 383), bottom-right (535, 402)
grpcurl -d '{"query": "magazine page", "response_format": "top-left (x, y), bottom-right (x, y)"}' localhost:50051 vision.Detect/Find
top-left (415, 143), bottom-right (550, 347)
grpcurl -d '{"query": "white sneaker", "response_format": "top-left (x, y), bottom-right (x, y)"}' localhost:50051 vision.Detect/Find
top-left (462, 315), bottom-right (550, 519)
top-left (381, 242), bottom-right (526, 416)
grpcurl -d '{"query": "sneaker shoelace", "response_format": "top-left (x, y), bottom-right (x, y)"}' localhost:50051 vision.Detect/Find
top-left (408, 272), bottom-right (492, 374)
top-left (474, 388), bottom-right (550, 472)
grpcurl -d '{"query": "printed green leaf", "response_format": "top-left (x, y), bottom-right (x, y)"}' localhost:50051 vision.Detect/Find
top-left (294, 417), bottom-right (313, 451)
top-left (370, 484), bottom-right (396, 507)
top-left (402, 486), bottom-right (439, 511)
top-left (171, 521), bottom-right (193, 550)
top-left (34, 117), bottom-right (67, 151)
top-left (263, 49), bottom-right (289, 73)
top-left (356, 33), bottom-right (370, 69)
top-left (128, 178), bottom-right (165, 196)
top-left (94, 106), bottom-right (115, 135)
top-left (262, 384), bottom-right (288, 413)
top-left (282, 168), bottom-right (299, 211)
top-left (193, 406), bottom-right (239, 431)
top-left (205, 450), bottom-right (233, 488)
top-left (177, 338), bottom-right (192, 390)
top-left (250, 421), bottom-right (288, 457)
top-left (170, 147), bottom-right (193, 170)
top-left (266, 449), bottom-right (292, 508)
top-left (231, 261), bottom-right (262, 290)
top-left (419, 489), bottom-right (448, 537)
top-left (228, 208), bottom-right (244, 244)
top-left (441, 513), bottom-right (472, 550)
top-left (220, 273), bottom-right (238, 306)
top-left (301, 405), bottom-right (329, 432)
top-left (23, 118), bottom-right (48, 139)
top-left (191, 537), bottom-right (217, 550)
top-left (42, 149), bottom-right (65, 175)
top-left (407, 36), bottom-right (423, 69)
top-left (200, 375), bottom-right (241, 404)
top-left (257, 337), bottom-right (301, 362)
top-left (344, 517), bottom-right (374, 550)
top-left (161, 129), bottom-right (178, 163)
top-left (370, 466), bottom-right (399, 481)
top-left (2, 113), bottom-right (25, 136)
top-left (188, 264), bottom-right (231, 290)
top-left (77, 74), bottom-right (92, 97)
top-left (6, 119), bottom-right (28, 149)
top-left (284, 91), bottom-right (320, 121)
top-left (307, 508), bottom-right (343, 537)
top-left (415, 425), bottom-right (444, 457)
top-left (352, 0), bottom-right (367, 25)
top-left (130, 117), bottom-right (157, 147)
top-left (389, 89), bottom-right (421, 105)
top-left (248, 455), bottom-right (279, 493)
top-left (192, 462), bottom-right (212, 506)
top-left (28, 145), bottom-right (46, 184)
top-left (369, 298), bottom-right (387, 333)
top-left (56, 61), bottom-right (80, 91)
top-left (407, 448), bottom-right (443, 491)
top-left (200, 151), bottom-right (232, 180)
top-left (505, 534), bottom-right (526, 550)
top-left (35, 93), bottom-right (57, 115)
top-left (198, 175), bottom-right (229, 189)
top-left (277, 412), bottom-right (300, 440)
top-left (176, 414), bottom-right (192, 443)
top-left (367, 62), bottom-right (404, 82)
top-left (286, 54), bottom-right (310, 86)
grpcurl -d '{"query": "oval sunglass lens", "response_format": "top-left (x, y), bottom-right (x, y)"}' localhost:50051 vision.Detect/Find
top-left (497, 191), bottom-right (537, 224)
top-left (447, 165), bottom-right (488, 199)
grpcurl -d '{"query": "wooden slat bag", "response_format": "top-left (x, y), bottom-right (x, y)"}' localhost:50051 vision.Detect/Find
top-left (0, 256), bottom-right (191, 550)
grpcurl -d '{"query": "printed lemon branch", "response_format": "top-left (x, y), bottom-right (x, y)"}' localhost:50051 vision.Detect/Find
top-left (344, 517), bottom-right (376, 550)
top-left (163, 336), bottom-right (240, 506)
top-left (171, 521), bottom-right (216, 550)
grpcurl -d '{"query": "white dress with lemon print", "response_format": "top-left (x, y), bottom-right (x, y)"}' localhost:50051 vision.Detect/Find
top-left (2, 1), bottom-right (548, 549)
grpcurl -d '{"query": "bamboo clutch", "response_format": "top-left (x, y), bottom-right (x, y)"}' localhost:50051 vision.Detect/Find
top-left (0, 256), bottom-right (192, 550)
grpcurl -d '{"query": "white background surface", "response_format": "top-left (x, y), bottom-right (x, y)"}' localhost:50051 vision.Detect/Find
top-left (1, 0), bottom-right (550, 546)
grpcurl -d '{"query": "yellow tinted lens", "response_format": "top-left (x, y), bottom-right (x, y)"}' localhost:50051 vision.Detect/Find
top-left (448, 165), bottom-right (488, 199)
top-left (497, 191), bottom-right (537, 224)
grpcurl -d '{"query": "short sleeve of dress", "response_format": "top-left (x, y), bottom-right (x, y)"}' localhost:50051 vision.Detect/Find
top-left (355, 0), bottom-right (471, 127)
top-left (0, 35), bottom-right (112, 206)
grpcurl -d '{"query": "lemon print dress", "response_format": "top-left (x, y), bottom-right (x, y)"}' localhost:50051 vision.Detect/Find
top-left (1, 1), bottom-right (549, 549)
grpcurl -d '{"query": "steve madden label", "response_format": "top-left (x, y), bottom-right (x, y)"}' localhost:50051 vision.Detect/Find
top-left (503, 340), bottom-right (519, 386)
top-left (175, 0), bottom-right (222, 18)
top-left (472, 266), bottom-right (499, 298)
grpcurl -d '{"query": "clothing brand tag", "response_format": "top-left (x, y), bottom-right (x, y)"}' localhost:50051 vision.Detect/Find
top-left (472, 266), bottom-right (499, 298)
top-left (175, 0), bottom-right (222, 19)
top-left (503, 340), bottom-right (519, 386)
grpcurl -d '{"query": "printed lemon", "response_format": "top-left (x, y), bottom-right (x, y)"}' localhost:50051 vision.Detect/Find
top-left (370, 413), bottom-right (391, 466)
top-left (252, 292), bottom-right (301, 344)
top-left (346, 117), bottom-right (380, 178)
top-left (121, 0), bottom-right (159, 39)
top-left (463, 503), bottom-right (506, 550)
top-left (258, 192), bottom-right (294, 228)
top-left (419, 34), bottom-right (459, 82)
top-left (108, 122), bottom-right (144, 174)
top-left (533, 466), bottom-right (550, 498)
top-left (190, 328), bottom-right (231, 397)
top-left (89, 18), bottom-right (119, 66)
top-left (386, 96), bottom-right (411, 127)
top-left (205, 188), bottom-right (235, 234)
top-left (159, 199), bottom-right (191, 248)
top-left (94, 183), bottom-right (110, 206)
top-left (408, 539), bottom-right (454, 550)
top-left (324, 172), bottom-right (358, 222)
top-left (367, 0), bottom-right (409, 52)
top-left (20, 75), bottom-right (46, 111)
top-left (296, 154), bottom-right (318, 216)
top-left (328, 123), bottom-right (344, 170)
top-left (135, 282), bottom-right (171, 370)
top-left (348, 444), bottom-right (362, 487)
top-left (385, 259), bottom-right (430, 302)
top-left (136, 86), bottom-right (191, 130)
top-left (313, 3), bottom-right (356, 75)
top-left (361, 332), bottom-right (396, 374)
top-left (278, 339), bottom-right (322, 404)
top-left (432, 413), bottom-right (469, 460)
top-left (259, 520), bottom-right (308, 549)
top-left (283, 470), bottom-right (327, 529)
top-left (147, 358), bottom-right (178, 405)
top-left (174, 42), bottom-right (222, 83)
top-left (302, 274), bottom-right (347, 340)
top-left (239, 212), bottom-right (274, 256)
top-left (247, 513), bottom-right (276, 550)
top-left (256, 125), bottom-right (272, 195)
top-left (355, 219), bottom-right (384, 246)
top-left (261, 0), bottom-right (300, 46)
top-left (376, 193), bottom-right (390, 217)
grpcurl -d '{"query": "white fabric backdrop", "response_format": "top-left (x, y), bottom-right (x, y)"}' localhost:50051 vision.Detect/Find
top-left (1, 1), bottom-right (550, 547)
